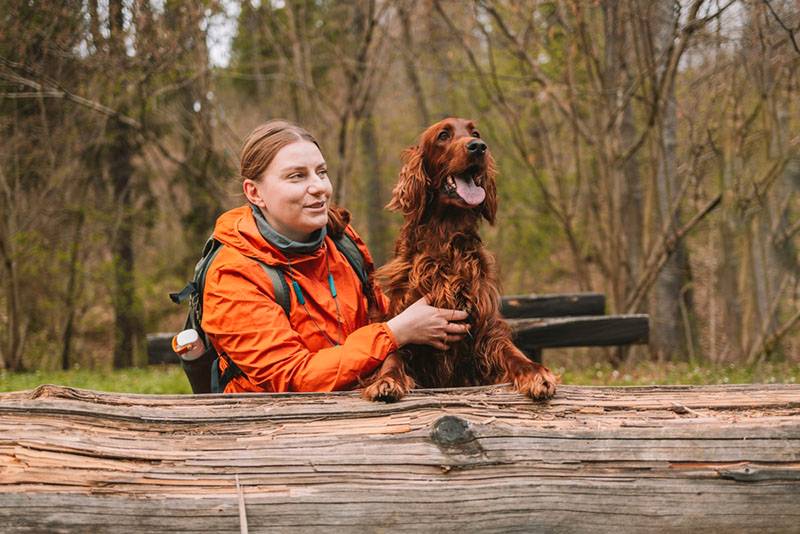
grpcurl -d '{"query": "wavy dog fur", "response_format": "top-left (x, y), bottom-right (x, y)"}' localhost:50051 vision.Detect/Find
top-left (363, 118), bottom-right (557, 401)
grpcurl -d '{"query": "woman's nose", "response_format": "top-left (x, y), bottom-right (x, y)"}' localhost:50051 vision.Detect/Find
top-left (307, 173), bottom-right (330, 194)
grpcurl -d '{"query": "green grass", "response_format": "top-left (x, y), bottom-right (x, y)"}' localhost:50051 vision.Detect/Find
top-left (555, 360), bottom-right (800, 387)
top-left (0, 361), bottom-right (797, 394)
top-left (0, 365), bottom-right (192, 394)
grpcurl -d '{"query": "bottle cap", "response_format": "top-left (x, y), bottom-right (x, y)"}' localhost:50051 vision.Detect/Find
top-left (176, 329), bottom-right (199, 347)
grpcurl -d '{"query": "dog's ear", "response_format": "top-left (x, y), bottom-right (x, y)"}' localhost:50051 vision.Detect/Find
top-left (481, 152), bottom-right (498, 224)
top-left (387, 145), bottom-right (428, 223)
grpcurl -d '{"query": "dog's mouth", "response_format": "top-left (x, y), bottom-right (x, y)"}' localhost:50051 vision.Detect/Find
top-left (443, 166), bottom-right (486, 207)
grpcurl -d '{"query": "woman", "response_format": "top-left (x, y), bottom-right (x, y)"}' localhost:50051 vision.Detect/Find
top-left (202, 120), bottom-right (469, 393)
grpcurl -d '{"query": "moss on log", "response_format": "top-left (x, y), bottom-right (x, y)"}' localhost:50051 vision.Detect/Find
top-left (1, 384), bottom-right (799, 533)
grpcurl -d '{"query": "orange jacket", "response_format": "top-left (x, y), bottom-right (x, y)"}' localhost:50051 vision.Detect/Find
top-left (201, 205), bottom-right (397, 393)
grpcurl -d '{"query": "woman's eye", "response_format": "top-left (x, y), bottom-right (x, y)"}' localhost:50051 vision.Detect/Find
top-left (318, 169), bottom-right (329, 177)
top-left (471, 131), bottom-right (481, 138)
top-left (437, 131), bottom-right (450, 141)
top-left (288, 173), bottom-right (304, 180)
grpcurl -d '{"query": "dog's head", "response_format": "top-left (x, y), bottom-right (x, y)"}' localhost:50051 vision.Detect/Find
top-left (388, 117), bottom-right (497, 225)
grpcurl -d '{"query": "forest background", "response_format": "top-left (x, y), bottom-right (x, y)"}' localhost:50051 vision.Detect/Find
top-left (1, 0), bottom-right (799, 381)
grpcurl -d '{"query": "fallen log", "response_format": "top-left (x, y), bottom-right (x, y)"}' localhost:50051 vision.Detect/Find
top-left (1, 384), bottom-right (798, 533)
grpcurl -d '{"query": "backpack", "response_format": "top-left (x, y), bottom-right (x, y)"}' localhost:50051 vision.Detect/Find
top-left (170, 232), bottom-right (370, 394)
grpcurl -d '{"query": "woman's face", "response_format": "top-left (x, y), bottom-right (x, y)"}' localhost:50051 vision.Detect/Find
top-left (245, 141), bottom-right (333, 242)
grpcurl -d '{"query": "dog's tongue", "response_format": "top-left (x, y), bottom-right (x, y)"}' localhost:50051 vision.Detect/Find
top-left (455, 176), bottom-right (486, 206)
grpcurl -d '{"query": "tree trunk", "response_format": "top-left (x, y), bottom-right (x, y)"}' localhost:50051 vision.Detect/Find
top-left (717, 147), bottom-right (744, 361)
top-left (285, 0), bottom-right (312, 124)
top-left (172, 2), bottom-right (224, 249)
top-left (109, 123), bottom-right (140, 369)
top-left (107, 0), bottom-right (143, 369)
top-left (60, 209), bottom-right (85, 371)
top-left (399, 1), bottom-right (430, 127)
top-left (0, 121), bottom-right (27, 372)
top-left (749, 3), bottom-right (794, 360)
top-left (650, 2), bottom-right (695, 361)
top-left (360, 111), bottom-right (389, 266)
top-left (603, 1), bottom-right (646, 363)
top-left (1, 384), bottom-right (798, 533)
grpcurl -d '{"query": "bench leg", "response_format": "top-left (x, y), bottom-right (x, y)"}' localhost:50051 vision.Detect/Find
top-left (522, 347), bottom-right (542, 364)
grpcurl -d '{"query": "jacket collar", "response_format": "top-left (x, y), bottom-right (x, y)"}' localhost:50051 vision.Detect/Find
top-left (249, 203), bottom-right (326, 256)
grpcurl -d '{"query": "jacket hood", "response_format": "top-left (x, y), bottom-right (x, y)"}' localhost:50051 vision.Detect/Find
top-left (212, 205), bottom-right (327, 267)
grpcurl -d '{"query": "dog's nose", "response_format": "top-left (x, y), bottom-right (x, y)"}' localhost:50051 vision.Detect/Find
top-left (467, 139), bottom-right (487, 155)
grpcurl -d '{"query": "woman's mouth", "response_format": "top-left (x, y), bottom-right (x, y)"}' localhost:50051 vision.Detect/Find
top-left (305, 200), bottom-right (326, 210)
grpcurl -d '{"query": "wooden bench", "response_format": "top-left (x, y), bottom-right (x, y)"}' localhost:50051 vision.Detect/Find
top-left (148, 292), bottom-right (649, 365)
top-left (502, 292), bottom-right (649, 362)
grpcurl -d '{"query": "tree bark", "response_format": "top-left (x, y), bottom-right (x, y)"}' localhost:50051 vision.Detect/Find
top-left (716, 112), bottom-right (745, 361)
top-left (109, 122), bottom-right (140, 369)
top-left (0, 121), bottom-right (27, 372)
top-left (650, 1), bottom-right (695, 361)
top-left (1, 384), bottom-right (798, 533)
top-left (603, 1), bottom-right (646, 362)
top-left (359, 111), bottom-right (389, 266)
top-left (60, 209), bottom-right (85, 371)
top-left (398, 1), bottom-right (431, 127)
top-left (108, 0), bottom-right (142, 369)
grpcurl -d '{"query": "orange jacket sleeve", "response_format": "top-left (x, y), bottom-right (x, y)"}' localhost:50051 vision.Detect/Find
top-left (202, 261), bottom-right (397, 393)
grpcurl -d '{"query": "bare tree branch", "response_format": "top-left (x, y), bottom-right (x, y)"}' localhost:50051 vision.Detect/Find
top-left (763, 0), bottom-right (800, 55)
top-left (625, 194), bottom-right (722, 313)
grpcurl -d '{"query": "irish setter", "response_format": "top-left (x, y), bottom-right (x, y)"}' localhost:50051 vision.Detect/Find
top-left (363, 118), bottom-right (557, 402)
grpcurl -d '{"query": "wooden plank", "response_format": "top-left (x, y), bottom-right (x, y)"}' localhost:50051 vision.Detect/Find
top-left (0, 384), bottom-right (798, 533)
top-left (500, 292), bottom-right (605, 318)
top-left (509, 314), bottom-right (649, 349)
top-left (146, 332), bottom-right (180, 365)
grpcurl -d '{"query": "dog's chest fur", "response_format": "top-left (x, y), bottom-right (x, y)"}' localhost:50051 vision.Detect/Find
top-left (398, 236), bottom-right (502, 387)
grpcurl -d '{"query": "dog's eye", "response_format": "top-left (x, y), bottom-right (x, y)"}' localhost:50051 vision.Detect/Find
top-left (437, 130), bottom-right (450, 141)
top-left (471, 131), bottom-right (481, 138)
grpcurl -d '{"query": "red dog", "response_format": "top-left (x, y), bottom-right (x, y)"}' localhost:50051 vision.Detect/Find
top-left (363, 118), bottom-right (557, 402)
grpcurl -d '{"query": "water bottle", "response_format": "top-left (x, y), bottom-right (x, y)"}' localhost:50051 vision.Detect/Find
top-left (172, 329), bottom-right (206, 361)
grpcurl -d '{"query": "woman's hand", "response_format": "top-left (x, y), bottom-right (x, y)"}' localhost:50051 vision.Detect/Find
top-left (386, 297), bottom-right (470, 350)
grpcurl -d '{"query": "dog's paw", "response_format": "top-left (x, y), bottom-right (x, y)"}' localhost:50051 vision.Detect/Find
top-left (513, 364), bottom-right (558, 400)
top-left (362, 376), bottom-right (410, 403)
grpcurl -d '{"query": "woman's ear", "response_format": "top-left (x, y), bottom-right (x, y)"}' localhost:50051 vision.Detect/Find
top-left (481, 153), bottom-right (498, 225)
top-left (387, 145), bottom-right (428, 223)
top-left (243, 179), bottom-right (265, 209)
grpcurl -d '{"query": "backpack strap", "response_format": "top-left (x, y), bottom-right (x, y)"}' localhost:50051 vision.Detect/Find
top-left (255, 262), bottom-right (291, 318)
top-left (247, 233), bottom-right (369, 319)
top-left (332, 232), bottom-right (369, 290)
top-left (211, 352), bottom-right (243, 394)
top-left (194, 238), bottom-right (226, 324)
top-left (206, 256), bottom-right (291, 394)
top-left (169, 283), bottom-right (195, 305)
